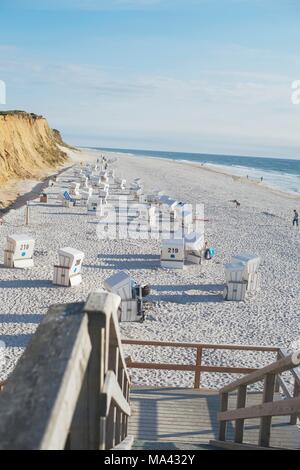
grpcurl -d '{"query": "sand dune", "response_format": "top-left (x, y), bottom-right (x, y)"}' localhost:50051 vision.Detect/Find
top-left (0, 111), bottom-right (70, 208)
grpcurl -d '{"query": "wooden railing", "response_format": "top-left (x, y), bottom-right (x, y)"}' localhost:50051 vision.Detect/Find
top-left (123, 339), bottom-right (279, 389)
top-left (0, 291), bottom-right (132, 450)
top-left (210, 349), bottom-right (300, 450)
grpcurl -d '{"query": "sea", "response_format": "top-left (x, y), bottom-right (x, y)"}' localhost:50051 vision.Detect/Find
top-left (92, 147), bottom-right (300, 196)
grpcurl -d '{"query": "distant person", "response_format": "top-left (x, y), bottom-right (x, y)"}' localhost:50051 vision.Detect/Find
top-left (261, 177), bottom-right (264, 182)
top-left (230, 199), bottom-right (241, 208)
top-left (293, 209), bottom-right (299, 227)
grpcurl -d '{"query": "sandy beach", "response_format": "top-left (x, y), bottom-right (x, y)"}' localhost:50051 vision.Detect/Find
top-left (0, 147), bottom-right (299, 388)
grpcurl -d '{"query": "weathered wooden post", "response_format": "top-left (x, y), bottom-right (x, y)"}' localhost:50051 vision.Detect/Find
top-left (194, 346), bottom-right (203, 389)
top-left (25, 202), bottom-right (30, 226)
top-left (83, 291), bottom-right (121, 450)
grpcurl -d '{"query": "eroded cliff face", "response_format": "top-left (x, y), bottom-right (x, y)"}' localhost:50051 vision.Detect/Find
top-left (0, 111), bottom-right (69, 186)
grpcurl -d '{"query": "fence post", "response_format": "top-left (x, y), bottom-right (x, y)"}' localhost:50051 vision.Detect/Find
top-left (84, 294), bottom-right (110, 450)
top-left (234, 385), bottom-right (247, 443)
top-left (106, 345), bottom-right (119, 449)
top-left (274, 350), bottom-right (281, 392)
top-left (290, 380), bottom-right (300, 425)
top-left (218, 392), bottom-right (229, 441)
top-left (194, 347), bottom-right (203, 389)
top-left (25, 202), bottom-right (30, 225)
top-left (259, 373), bottom-right (275, 447)
top-left (115, 365), bottom-right (124, 445)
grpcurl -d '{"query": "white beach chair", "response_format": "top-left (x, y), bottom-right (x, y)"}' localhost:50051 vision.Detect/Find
top-left (160, 238), bottom-right (185, 269)
top-left (184, 231), bottom-right (205, 264)
top-left (104, 271), bottom-right (144, 322)
top-left (69, 182), bottom-right (81, 196)
top-left (53, 247), bottom-right (84, 287)
top-left (223, 262), bottom-right (248, 301)
top-left (231, 254), bottom-right (261, 292)
top-left (87, 196), bottom-right (104, 215)
top-left (4, 234), bottom-right (35, 268)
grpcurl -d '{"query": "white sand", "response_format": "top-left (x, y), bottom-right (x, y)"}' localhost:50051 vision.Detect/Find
top-left (0, 147), bottom-right (299, 388)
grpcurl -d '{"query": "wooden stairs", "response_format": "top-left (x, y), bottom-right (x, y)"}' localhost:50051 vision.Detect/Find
top-left (0, 296), bottom-right (299, 450)
top-left (128, 387), bottom-right (300, 450)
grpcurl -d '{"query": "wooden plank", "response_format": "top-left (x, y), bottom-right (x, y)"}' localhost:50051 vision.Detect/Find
top-left (69, 371), bottom-right (89, 450)
top-left (113, 435), bottom-right (134, 450)
top-left (106, 405), bottom-right (116, 449)
top-left (129, 386), bottom-right (300, 449)
top-left (102, 371), bottom-right (131, 417)
top-left (108, 346), bottom-right (119, 448)
top-left (123, 339), bottom-right (278, 352)
top-left (259, 373), bottom-right (275, 447)
top-left (0, 303), bottom-right (91, 450)
top-left (194, 347), bottom-right (203, 389)
top-left (218, 392), bottom-right (228, 441)
top-left (210, 440), bottom-right (282, 450)
top-left (85, 303), bottom-right (107, 450)
top-left (219, 395), bottom-right (300, 421)
top-left (115, 365), bottom-right (124, 445)
top-left (275, 350), bottom-right (281, 393)
top-left (85, 291), bottom-right (130, 384)
top-left (277, 375), bottom-right (292, 399)
top-left (234, 385), bottom-right (247, 443)
top-left (83, 290), bottom-right (130, 450)
top-left (220, 353), bottom-right (300, 393)
top-left (290, 380), bottom-right (300, 425)
top-left (128, 361), bottom-right (257, 375)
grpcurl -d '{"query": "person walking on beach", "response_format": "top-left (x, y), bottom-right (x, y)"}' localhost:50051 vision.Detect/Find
top-left (293, 209), bottom-right (299, 227)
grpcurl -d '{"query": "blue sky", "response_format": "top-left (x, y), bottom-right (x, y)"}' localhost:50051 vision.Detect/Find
top-left (0, 0), bottom-right (300, 157)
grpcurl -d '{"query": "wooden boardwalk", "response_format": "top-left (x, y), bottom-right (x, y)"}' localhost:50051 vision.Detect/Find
top-left (129, 387), bottom-right (300, 450)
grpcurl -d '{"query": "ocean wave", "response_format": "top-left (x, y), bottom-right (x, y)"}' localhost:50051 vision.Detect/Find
top-left (93, 147), bottom-right (300, 196)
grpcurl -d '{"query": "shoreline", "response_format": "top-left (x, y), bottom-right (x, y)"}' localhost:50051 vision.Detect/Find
top-left (94, 148), bottom-right (300, 203)
top-left (1, 145), bottom-right (299, 221)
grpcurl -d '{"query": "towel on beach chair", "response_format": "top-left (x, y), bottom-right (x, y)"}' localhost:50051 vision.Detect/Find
top-left (63, 191), bottom-right (76, 204)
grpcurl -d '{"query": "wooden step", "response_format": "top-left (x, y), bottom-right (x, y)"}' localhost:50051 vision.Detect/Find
top-left (132, 439), bottom-right (219, 450)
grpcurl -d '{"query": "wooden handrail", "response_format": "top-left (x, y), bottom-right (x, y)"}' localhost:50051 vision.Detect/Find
top-left (123, 339), bottom-right (278, 352)
top-left (0, 304), bottom-right (91, 450)
top-left (219, 395), bottom-right (300, 422)
top-left (126, 359), bottom-right (257, 375)
top-left (278, 350), bottom-right (300, 388)
top-left (0, 292), bottom-right (132, 450)
top-left (214, 349), bottom-right (300, 450)
top-left (123, 339), bottom-right (280, 390)
top-left (85, 291), bottom-right (130, 385)
top-left (102, 371), bottom-right (131, 417)
top-left (220, 351), bottom-right (300, 393)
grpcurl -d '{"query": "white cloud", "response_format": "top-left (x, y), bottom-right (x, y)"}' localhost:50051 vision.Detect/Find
top-left (2, 52), bottom-right (300, 157)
